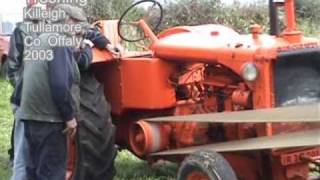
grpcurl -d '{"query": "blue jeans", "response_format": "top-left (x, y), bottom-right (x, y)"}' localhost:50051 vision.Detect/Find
top-left (11, 105), bottom-right (29, 180)
top-left (23, 120), bottom-right (67, 180)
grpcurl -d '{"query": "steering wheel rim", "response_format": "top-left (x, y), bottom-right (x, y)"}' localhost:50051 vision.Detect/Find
top-left (117, 0), bottom-right (163, 42)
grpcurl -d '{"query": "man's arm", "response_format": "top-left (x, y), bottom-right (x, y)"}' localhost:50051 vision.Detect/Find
top-left (74, 46), bottom-right (92, 71)
top-left (84, 28), bottom-right (121, 57)
top-left (7, 27), bottom-right (24, 86)
top-left (48, 47), bottom-right (75, 122)
top-left (84, 28), bottom-right (111, 50)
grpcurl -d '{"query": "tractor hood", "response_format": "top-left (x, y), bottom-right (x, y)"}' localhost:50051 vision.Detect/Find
top-left (152, 24), bottom-right (320, 63)
top-left (153, 24), bottom-right (270, 62)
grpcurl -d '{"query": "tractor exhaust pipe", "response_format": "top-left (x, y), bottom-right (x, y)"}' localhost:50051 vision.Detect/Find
top-left (284, 0), bottom-right (297, 32)
top-left (269, 0), bottom-right (298, 36)
top-left (269, 0), bottom-right (280, 35)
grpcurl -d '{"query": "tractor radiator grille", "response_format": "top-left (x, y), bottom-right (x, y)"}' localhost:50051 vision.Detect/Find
top-left (274, 52), bottom-right (320, 107)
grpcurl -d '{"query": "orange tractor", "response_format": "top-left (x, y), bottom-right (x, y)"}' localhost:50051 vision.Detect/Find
top-left (81, 0), bottom-right (320, 179)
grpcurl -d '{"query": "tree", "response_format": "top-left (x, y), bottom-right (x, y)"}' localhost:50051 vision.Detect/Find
top-left (160, 0), bottom-right (223, 29)
top-left (296, 0), bottom-right (320, 22)
top-left (84, 0), bottom-right (134, 22)
top-left (161, 0), bottom-right (268, 33)
top-left (295, 0), bottom-right (320, 36)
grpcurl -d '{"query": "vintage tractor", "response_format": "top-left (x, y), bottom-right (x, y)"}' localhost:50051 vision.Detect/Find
top-left (69, 0), bottom-right (320, 180)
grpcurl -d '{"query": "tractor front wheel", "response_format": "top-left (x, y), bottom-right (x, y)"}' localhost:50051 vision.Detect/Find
top-left (177, 150), bottom-right (237, 180)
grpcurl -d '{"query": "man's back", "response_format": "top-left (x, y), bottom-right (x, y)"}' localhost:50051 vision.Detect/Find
top-left (18, 33), bottom-right (80, 123)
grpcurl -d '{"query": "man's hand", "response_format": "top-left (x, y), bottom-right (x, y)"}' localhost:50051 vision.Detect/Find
top-left (63, 118), bottom-right (77, 138)
top-left (106, 44), bottom-right (121, 58)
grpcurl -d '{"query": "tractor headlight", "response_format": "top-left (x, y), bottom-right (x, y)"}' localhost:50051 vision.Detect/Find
top-left (242, 63), bottom-right (258, 81)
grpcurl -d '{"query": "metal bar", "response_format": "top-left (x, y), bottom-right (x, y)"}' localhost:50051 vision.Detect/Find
top-left (285, 0), bottom-right (297, 31)
top-left (146, 103), bottom-right (320, 123)
top-left (278, 48), bottom-right (320, 58)
top-left (152, 129), bottom-right (320, 156)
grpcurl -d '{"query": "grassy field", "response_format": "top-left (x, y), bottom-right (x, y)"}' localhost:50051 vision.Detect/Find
top-left (0, 78), bottom-right (13, 180)
top-left (0, 78), bottom-right (177, 180)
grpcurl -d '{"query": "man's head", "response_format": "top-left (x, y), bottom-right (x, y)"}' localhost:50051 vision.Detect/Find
top-left (53, 4), bottom-right (87, 24)
top-left (52, 4), bottom-right (89, 37)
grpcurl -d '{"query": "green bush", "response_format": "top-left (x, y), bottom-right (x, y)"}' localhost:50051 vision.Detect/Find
top-left (84, 0), bottom-right (320, 36)
top-left (84, 0), bottom-right (134, 22)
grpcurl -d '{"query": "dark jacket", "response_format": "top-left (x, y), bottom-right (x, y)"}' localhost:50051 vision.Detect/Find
top-left (84, 27), bottom-right (111, 49)
top-left (7, 22), bottom-right (27, 106)
top-left (17, 33), bottom-right (92, 122)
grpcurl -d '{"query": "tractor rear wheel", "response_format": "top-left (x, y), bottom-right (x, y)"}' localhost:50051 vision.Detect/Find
top-left (72, 71), bottom-right (117, 180)
top-left (177, 150), bottom-right (237, 180)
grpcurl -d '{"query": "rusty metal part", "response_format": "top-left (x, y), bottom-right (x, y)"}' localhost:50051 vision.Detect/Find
top-left (146, 103), bottom-right (320, 123)
top-left (186, 171), bottom-right (209, 180)
top-left (280, 148), bottom-right (320, 166)
top-left (129, 121), bottom-right (171, 156)
top-left (300, 154), bottom-right (320, 167)
top-left (231, 89), bottom-right (251, 107)
top-left (151, 129), bottom-right (320, 156)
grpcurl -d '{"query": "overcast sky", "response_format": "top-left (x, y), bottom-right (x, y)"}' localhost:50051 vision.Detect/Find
top-left (0, 0), bottom-right (25, 22)
top-left (0, 0), bottom-right (266, 23)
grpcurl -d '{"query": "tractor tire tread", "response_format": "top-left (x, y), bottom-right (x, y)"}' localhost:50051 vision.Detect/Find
top-left (74, 72), bottom-right (117, 180)
top-left (177, 150), bottom-right (237, 180)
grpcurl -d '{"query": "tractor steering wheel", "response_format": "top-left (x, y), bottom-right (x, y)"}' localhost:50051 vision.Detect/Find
top-left (118, 0), bottom-right (163, 42)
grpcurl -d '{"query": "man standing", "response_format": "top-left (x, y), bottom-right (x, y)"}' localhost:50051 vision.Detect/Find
top-left (7, 21), bottom-right (28, 180)
top-left (16, 4), bottom-right (90, 180)
top-left (7, 14), bottom-right (40, 180)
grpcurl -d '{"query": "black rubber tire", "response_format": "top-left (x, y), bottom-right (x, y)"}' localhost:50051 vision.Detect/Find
top-left (177, 150), bottom-right (237, 180)
top-left (73, 71), bottom-right (117, 180)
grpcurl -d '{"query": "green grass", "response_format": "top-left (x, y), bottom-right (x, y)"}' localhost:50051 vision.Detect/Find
top-left (115, 151), bottom-right (177, 180)
top-left (0, 78), bottom-right (176, 180)
top-left (0, 78), bottom-right (13, 180)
